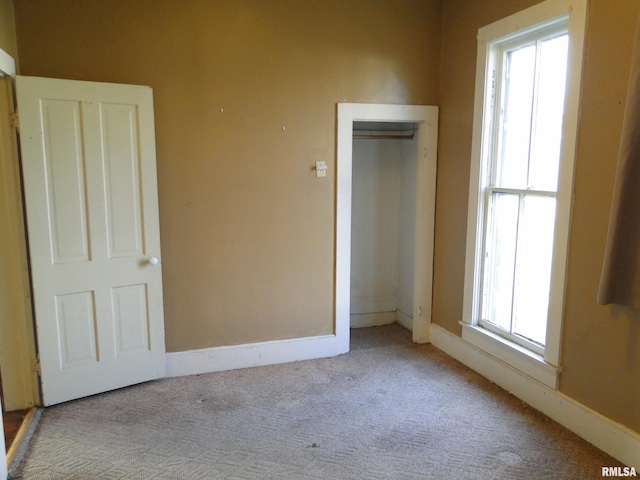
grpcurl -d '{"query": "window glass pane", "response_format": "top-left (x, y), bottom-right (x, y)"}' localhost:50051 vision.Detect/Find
top-left (512, 195), bottom-right (556, 346)
top-left (496, 44), bottom-right (535, 188)
top-left (529, 34), bottom-right (569, 191)
top-left (482, 192), bottom-right (519, 331)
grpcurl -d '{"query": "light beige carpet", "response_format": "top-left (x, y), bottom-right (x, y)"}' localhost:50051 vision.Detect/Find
top-left (11, 324), bottom-right (624, 479)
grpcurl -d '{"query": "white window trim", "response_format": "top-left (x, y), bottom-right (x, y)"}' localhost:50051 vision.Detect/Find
top-left (462, 0), bottom-right (587, 390)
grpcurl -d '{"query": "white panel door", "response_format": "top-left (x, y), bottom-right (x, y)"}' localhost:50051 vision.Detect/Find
top-left (17, 76), bottom-right (166, 406)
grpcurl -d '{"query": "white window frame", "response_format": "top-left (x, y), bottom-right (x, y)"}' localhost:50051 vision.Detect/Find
top-left (462, 0), bottom-right (587, 390)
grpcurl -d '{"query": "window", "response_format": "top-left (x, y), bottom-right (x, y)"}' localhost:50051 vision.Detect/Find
top-left (462, 0), bottom-right (587, 389)
top-left (481, 25), bottom-right (568, 355)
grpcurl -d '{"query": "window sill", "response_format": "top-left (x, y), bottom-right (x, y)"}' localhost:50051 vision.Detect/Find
top-left (460, 323), bottom-right (560, 390)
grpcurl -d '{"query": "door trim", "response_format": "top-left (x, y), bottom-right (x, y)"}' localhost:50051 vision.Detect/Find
top-left (335, 103), bottom-right (438, 351)
top-left (0, 49), bottom-right (14, 78)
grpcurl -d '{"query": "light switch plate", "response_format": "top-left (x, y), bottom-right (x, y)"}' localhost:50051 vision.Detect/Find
top-left (315, 161), bottom-right (327, 178)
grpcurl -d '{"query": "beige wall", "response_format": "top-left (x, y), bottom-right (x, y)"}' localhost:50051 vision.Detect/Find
top-left (561, 0), bottom-right (640, 433)
top-left (13, 0), bottom-right (441, 351)
top-left (0, 0), bottom-right (17, 60)
top-left (436, 0), bottom-right (640, 433)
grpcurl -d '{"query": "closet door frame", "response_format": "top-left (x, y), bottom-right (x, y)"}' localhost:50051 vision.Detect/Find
top-left (336, 103), bottom-right (439, 351)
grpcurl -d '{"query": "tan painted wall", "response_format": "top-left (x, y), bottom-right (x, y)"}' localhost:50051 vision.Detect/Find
top-left (0, 0), bottom-right (17, 60)
top-left (436, 0), bottom-right (640, 433)
top-left (13, 0), bottom-right (441, 351)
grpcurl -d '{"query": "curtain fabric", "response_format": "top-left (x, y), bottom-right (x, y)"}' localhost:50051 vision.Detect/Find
top-left (598, 13), bottom-right (640, 308)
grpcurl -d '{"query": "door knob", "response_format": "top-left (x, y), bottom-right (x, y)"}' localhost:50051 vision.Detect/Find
top-left (147, 256), bottom-right (159, 266)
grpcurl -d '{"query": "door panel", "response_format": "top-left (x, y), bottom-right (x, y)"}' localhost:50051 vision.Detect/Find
top-left (17, 75), bottom-right (166, 406)
top-left (101, 103), bottom-right (144, 258)
top-left (111, 284), bottom-right (150, 356)
top-left (42, 100), bottom-right (89, 264)
top-left (55, 291), bottom-right (98, 368)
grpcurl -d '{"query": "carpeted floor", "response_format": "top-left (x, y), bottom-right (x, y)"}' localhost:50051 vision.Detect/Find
top-left (11, 324), bottom-right (624, 479)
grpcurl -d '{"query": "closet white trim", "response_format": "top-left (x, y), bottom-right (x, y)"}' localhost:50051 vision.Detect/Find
top-left (336, 103), bottom-right (438, 351)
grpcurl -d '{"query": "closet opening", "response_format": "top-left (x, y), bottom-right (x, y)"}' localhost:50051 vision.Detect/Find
top-left (335, 103), bottom-right (438, 353)
top-left (350, 121), bottom-right (419, 333)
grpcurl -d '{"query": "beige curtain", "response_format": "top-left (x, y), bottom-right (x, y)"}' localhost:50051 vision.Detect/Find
top-left (598, 13), bottom-right (640, 308)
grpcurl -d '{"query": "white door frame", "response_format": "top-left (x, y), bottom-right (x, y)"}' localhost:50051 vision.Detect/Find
top-left (335, 103), bottom-right (438, 352)
top-left (0, 49), bottom-right (15, 77)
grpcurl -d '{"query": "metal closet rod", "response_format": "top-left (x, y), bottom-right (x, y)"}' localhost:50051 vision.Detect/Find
top-left (352, 133), bottom-right (415, 140)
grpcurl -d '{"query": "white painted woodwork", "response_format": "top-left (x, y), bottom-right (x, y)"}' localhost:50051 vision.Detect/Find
top-left (17, 75), bottom-right (166, 406)
top-left (0, 48), bottom-right (14, 77)
top-left (336, 104), bottom-right (438, 348)
top-left (166, 334), bottom-right (339, 378)
top-left (397, 138), bottom-right (418, 325)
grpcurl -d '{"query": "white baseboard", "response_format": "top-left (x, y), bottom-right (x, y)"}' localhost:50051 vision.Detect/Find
top-left (350, 296), bottom-right (398, 315)
top-left (166, 334), bottom-right (340, 378)
top-left (350, 311), bottom-right (396, 328)
top-left (430, 323), bottom-right (640, 470)
top-left (396, 310), bottom-right (413, 331)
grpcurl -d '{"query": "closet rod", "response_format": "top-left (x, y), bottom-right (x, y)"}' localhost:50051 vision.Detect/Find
top-left (353, 134), bottom-right (415, 140)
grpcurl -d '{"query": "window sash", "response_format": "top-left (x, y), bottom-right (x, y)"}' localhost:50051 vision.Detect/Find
top-left (480, 188), bottom-right (556, 356)
top-left (485, 186), bottom-right (556, 197)
top-left (480, 318), bottom-right (544, 355)
top-left (489, 26), bottom-right (569, 193)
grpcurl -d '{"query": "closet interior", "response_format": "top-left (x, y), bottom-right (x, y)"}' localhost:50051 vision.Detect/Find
top-left (350, 121), bottom-right (419, 332)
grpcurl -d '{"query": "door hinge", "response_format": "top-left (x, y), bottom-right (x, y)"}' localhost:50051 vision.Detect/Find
top-left (9, 111), bottom-right (19, 131)
top-left (33, 355), bottom-right (41, 376)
